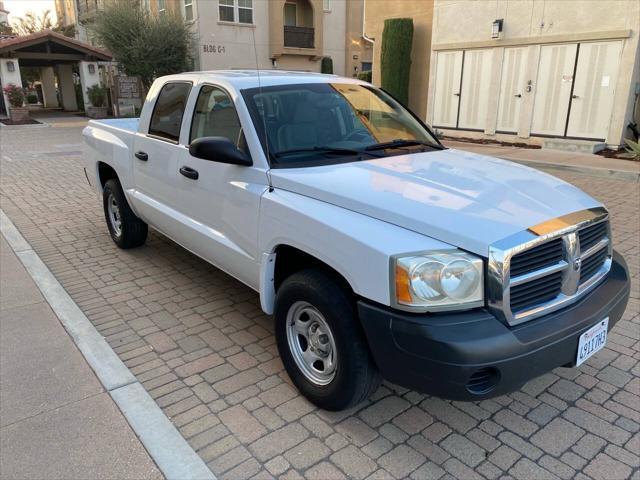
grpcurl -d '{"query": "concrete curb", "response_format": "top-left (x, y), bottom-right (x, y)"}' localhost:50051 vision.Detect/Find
top-left (0, 209), bottom-right (215, 480)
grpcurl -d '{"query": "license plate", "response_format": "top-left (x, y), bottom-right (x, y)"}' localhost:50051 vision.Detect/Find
top-left (576, 318), bottom-right (608, 367)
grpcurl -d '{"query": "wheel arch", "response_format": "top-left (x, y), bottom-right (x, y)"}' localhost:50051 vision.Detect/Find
top-left (259, 244), bottom-right (357, 315)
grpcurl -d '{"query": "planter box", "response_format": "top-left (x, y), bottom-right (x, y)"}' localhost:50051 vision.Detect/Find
top-left (9, 107), bottom-right (30, 123)
top-left (87, 106), bottom-right (108, 119)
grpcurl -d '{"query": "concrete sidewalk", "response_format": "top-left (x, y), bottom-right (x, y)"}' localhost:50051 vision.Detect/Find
top-left (0, 235), bottom-right (162, 480)
top-left (444, 140), bottom-right (640, 181)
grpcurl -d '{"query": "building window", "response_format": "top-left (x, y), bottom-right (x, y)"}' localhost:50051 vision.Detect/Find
top-left (218, 0), bottom-right (253, 24)
top-left (284, 2), bottom-right (296, 26)
top-left (238, 0), bottom-right (253, 24)
top-left (219, 0), bottom-right (234, 22)
top-left (323, 0), bottom-right (331, 12)
top-left (184, 0), bottom-right (194, 21)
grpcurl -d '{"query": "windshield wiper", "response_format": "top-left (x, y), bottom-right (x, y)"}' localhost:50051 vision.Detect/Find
top-left (365, 139), bottom-right (444, 151)
top-left (273, 146), bottom-right (383, 158)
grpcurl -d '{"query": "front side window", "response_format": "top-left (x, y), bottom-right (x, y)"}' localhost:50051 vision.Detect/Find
top-left (149, 82), bottom-right (192, 142)
top-left (190, 85), bottom-right (242, 145)
top-left (242, 83), bottom-right (441, 167)
top-left (218, 0), bottom-right (253, 24)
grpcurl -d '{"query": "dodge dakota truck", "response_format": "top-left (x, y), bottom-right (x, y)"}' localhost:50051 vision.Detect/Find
top-left (83, 71), bottom-right (630, 410)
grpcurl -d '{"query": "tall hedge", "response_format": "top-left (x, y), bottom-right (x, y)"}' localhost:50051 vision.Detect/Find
top-left (380, 18), bottom-right (413, 106)
top-left (321, 57), bottom-right (333, 74)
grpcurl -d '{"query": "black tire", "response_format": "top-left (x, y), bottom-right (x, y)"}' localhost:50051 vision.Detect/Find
top-left (102, 178), bottom-right (148, 249)
top-left (275, 269), bottom-right (381, 410)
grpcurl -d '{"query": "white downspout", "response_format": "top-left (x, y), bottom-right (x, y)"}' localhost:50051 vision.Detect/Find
top-left (362, 0), bottom-right (374, 44)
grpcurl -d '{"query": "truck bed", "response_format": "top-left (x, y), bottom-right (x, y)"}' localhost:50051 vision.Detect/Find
top-left (90, 118), bottom-right (140, 133)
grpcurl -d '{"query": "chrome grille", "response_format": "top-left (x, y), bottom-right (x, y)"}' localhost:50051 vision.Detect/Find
top-left (510, 270), bottom-right (563, 312)
top-left (488, 208), bottom-right (612, 326)
top-left (510, 238), bottom-right (564, 277)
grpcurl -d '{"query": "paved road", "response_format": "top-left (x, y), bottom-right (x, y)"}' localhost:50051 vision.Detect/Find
top-left (0, 121), bottom-right (638, 480)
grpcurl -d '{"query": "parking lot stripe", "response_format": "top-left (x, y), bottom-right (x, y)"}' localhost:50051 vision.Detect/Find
top-left (0, 209), bottom-right (216, 480)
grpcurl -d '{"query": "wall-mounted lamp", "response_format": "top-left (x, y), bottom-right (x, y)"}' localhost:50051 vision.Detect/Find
top-left (88, 64), bottom-right (96, 74)
top-left (6, 61), bottom-right (15, 72)
top-left (492, 19), bottom-right (504, 39)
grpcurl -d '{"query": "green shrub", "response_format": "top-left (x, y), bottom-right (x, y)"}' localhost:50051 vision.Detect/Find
top-left (26, 93), bottom-right (38, 104)
top-left (357, 71), bottom-right (372, 83)
top-left (380, 18), bottom-right (413, 106)
top-left (620, 138), bottom-right (640, 160)
top-left (87, 85), bottom-right (108, 107)
top-left (321, 57), bottom-right (333, 74)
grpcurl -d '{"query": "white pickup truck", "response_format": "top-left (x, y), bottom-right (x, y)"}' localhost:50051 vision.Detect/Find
top-left (83, 71), bottom-right (630, 410)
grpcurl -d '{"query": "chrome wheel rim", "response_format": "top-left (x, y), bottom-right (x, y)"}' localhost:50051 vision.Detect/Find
top-left (107, 193), bottom-right (122, 237)
top-left (286, 301), bottom-right (337, 386)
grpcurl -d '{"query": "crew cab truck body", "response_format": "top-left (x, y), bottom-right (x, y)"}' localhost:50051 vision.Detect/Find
top-left (83, 71), bottom-right (630, 410)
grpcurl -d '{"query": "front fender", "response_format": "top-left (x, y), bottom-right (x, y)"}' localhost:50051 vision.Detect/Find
top-left (258, 189), bottom-right (454, 314)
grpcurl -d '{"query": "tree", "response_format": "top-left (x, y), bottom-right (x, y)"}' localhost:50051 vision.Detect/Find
top-left (11, 10), bottom-right (76, 38)
top-left (91, 1), bottom-right (193, 90)
top-left (380, 18), bottom-right (413, 106)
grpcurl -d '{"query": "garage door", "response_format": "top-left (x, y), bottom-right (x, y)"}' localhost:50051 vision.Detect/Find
top-left (458, 49), bottom-right (493, 130)
top-left (432, 50), bottom-right (463, 128)
top-left (566, 41), bottom-right (622, 140)
top-left (531, 43), bottom-right (578, 136)
top-left (497, 47), bottom-right (528, 133)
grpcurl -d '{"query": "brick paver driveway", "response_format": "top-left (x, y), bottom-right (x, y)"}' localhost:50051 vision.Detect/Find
top-left (1, 121), bottom-right (638, 480)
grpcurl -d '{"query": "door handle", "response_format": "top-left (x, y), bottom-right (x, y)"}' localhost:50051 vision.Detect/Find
top-left (514, 93), bottom-right (522, 98)
top-left (179, 166), bottom-right (199, 180)
top-left (135, 151), bottom-right (148, 161)
top-left (453, 93), bottom-right (461, 97)
top-left (572, 95), bottom-right (580, 99)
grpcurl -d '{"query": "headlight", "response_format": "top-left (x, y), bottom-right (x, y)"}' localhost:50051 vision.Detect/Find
top-left (393, 251), bottom-right (484, 311)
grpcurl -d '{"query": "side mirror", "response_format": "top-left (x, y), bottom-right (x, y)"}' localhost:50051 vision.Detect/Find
top-left (189, 137), bottom-right (253, 166)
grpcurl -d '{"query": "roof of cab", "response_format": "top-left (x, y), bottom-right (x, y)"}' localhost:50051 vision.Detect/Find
top-left (155, 70), bottom-right (366, 89)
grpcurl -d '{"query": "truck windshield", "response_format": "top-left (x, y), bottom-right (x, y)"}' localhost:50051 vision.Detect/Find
top-left (241, 83), bottom-right (443, 167)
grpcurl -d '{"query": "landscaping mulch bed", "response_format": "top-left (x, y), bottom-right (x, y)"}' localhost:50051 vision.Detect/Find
top-left (0, 118), bottom-right (44, 126)
top-left (442, 135), bottom-right (541, 149)
top-left (595, 146), bottom-right (638, 161)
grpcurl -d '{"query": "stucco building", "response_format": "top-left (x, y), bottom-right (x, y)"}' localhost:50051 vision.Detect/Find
top-left (427, 0), bottom-right (640, 149)
top-left (363, 0), bottom-right (434, 119)
top-left (55, 0), bottom-right (370, 76)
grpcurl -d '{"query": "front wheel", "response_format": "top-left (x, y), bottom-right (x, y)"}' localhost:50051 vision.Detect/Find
top-left (103, 179), bottom-right (148, 249)
top-left (275, 269), bottom-right (381, 410)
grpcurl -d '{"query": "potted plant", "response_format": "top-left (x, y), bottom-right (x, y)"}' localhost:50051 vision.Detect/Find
top-left (86, 85), bottom-right (109, 119)
top-left (2, 84), bottom-right (29, 123)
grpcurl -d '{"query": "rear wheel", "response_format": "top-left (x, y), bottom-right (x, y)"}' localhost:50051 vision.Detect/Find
top-left (275, 269), bottom-right (380, 410)
top-left (103, 179), bottom-right (147, 249)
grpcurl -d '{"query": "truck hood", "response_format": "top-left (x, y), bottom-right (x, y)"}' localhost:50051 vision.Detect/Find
top-left (269, 149), bottom-right (602, 256)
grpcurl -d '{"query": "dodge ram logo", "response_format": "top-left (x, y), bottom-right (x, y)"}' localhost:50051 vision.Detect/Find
top-left (573, 258), bottom-right (582, 271)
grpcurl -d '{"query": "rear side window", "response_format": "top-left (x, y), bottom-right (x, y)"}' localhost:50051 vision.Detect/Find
top-left (149, 82), bottom-right (192, 142)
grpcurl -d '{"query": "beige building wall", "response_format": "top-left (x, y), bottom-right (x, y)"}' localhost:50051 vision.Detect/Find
top-left (363, 0), bottom-right (434, 119)
top-left (186, 0), bottom-right (352, 74)
top-left (345, 0), bottom-right (373, 78)
top-left (428, 0), bottom-right (640, 146)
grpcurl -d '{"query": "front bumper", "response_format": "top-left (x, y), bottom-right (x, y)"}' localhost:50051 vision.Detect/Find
top-left (358, 251), bottom-right (630, 401)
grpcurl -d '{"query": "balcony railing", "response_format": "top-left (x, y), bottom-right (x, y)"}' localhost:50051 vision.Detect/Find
top-left (284, 26), bottom-right (314, 49)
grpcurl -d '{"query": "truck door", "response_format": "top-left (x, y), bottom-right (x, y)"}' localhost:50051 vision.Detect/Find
top-left (171, 83), bottom-right (267, 289)
top-left (131, 81), bottom-right (192, 236)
